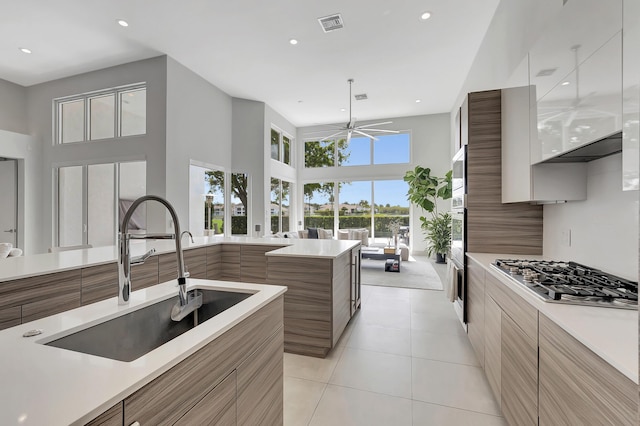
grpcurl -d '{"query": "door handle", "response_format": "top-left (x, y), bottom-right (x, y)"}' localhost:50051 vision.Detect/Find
top-left (3, 229), bottom-right (16, 233)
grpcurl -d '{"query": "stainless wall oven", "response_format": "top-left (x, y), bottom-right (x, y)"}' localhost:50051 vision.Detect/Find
top-left (451, 146), bottom-right (466, 328)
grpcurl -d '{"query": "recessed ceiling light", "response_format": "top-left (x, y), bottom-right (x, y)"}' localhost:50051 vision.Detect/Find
top-left (289, 39), bottom-right (298, 45)
top-left (117, 19), bottom-right (129, 27)
top-left (19, 48), bottom-right (31, 54)
top-left (561, 81), bottom-right (570, 86)
top-left (340, 108), bottom-right (346, 112)
top-left (415, 99), bottom-right (421, 103)
top-left (420, 11), bottom-right (432, 20)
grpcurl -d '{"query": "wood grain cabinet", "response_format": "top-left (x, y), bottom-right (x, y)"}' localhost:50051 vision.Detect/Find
top-left (483, 294), bottom-right (501, 409)
top-left (122, 296), bottom-right (283, 426)
top-left (220, 245), bottom-right (241, 281)
top-left (539, 314), bottom-right (637, 426)
top-left (0, 269), bottom-right (81, 329)
top-left (158, 247), bottom-right (207, 283)
top-left (81, 263), bottom-right (118, 306)
top-left (240, 245), bottom-right (283, 284)
top-left (206, 244), bottom-right (222, 280)
top-left (85, 402), bottom-right (123, 426)
top-left (173, 371), bottom-right (237, 426)
top-left (130, 255), bottom-right (159, 291)
top-left (466, 257), bottom-right (485, 366)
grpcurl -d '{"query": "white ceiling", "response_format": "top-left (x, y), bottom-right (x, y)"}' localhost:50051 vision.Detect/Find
top-left (0, 0), bottom-right (500, 126)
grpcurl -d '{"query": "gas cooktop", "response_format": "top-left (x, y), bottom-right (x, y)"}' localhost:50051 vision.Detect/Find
top-left (491, 259), bottom-right (638, 310)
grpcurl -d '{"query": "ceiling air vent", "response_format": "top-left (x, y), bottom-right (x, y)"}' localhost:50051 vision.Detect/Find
top-left (318, 14), bottom-right (344, 32)
top-left (536, 68), bottom-right (558, 77)
top-left (354, 94), bottom-right (368, 101)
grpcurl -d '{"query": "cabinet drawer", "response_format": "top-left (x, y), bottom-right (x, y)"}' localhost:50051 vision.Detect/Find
top-left (501, 312), bottom-right (537, 426)
top-left (485, 272), bottom-right (538, 341)
top-left (539, 314), bottom-right (637, 426)
top-left (22, 292), bottom-right (81, 323)
top-left (484, 294), bottom-right (501, 407)
top-left (124, 296), bottom-right (283, 425)
top-left (237, 328), bottom-right (284, 426)
top-left (206, 245), bottom-right (222, 279)
top-left (159, 248), bottom-right (207, 283)
top-left (130, 256), bottom-right (158, 290)
top-left (0, 269), bottom-right (81, 310)
top-left (220, 245), bottom-right (241, 281)
top-left (174, 370), bottom-right (236, 426)
top-left (0, 305), bottom-right (21, 330)
top-left (85, 402), bottom-right (123, 426)
top-left (81, 263), bottom-right (118, 305)
top-left (466, 257), bottom-right (485, 366)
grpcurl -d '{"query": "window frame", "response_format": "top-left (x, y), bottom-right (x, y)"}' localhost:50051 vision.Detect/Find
top-left (270, 126), bottom-right (294, 166)
top-left (54, 83), bottom-right (146, 145)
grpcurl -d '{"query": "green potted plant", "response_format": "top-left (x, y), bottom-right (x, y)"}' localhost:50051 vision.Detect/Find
top-left (403, 166), bottom-right (452, 263)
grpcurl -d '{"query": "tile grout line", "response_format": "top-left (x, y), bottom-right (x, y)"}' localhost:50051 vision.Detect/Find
top-left (306, 342), bottom-right (349, 425)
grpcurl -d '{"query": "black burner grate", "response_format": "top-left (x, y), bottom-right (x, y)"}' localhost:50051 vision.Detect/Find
top-left (493, 259), bottom-right (638, 308)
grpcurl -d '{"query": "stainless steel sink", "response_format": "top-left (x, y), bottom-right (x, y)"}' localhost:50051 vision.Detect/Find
top-left (45, 289), bottom-right (252, 362)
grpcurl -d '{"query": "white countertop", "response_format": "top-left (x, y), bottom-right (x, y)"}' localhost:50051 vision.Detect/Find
top-left (0, 278), bottom-right (286, 426)
top-left (0, 236), bottom-right (360, 282)
top-left (467, 253), bottom-right (638, 384)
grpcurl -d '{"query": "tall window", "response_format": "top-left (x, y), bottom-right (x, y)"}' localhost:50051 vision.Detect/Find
top-left (304, 133), bottom-right (410, 167)
top-left (204, 171), bottom-right (249, 236)
top-left (55, 84), bottom-right (146, 144)
top-left (271, 178), bottom-right (291, 233)
top-left (57, 161), bottom-right (146, 248)
top-left (271, 128), bottom-right (293, 165)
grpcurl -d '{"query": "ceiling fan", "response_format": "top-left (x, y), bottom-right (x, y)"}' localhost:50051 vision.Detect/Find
top-left (307, 79), bottom-right (399, 143)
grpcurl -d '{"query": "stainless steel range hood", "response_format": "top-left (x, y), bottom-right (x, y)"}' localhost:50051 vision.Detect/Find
top-left (541, 131), bottom-right (622, 163)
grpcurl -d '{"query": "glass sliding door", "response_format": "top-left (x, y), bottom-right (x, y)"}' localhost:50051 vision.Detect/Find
top-left (58, 166), bottom-right (84, 246)
top-left (338, 180), bottom-right (372, 238)
top-left (87, 163), bottom-right (115, 247)
top-left (373, 180), bottom-right (410, 245)
top-left (57, 161), bottom-right (146, 249)
top-left (303, 182), bottom-right (334, 230)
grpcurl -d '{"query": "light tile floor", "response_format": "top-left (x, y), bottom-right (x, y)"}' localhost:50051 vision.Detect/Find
top-left (284, 284), bottom-right (508, 425)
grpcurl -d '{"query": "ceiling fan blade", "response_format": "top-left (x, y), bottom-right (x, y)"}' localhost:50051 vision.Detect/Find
top-left (359, 121), bottom-right (393, 127)
top-left (319, 130), bottom-right (346, 142)
top-left (353, 129), bottom-right (379, 141)
top-left (356, 128), bottom-right (399, 134)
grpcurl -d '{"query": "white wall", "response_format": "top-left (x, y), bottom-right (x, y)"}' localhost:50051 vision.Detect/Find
top-left (26, 56), bottom-right (168, 252)
top-left (0, 130), bottom-right (40, 254)
top-left (297, 113), bottom-right (451, 254)
top-left (165, 57), bottom-right (233, 235)
top-left (544, 154), bottom-right (638, 280)
top-left (0, 79), bottom-right (28, 135)
top-left (457, 0), bottom-right (638, 278)
top-left (189, 165), bottom-right (207, 237)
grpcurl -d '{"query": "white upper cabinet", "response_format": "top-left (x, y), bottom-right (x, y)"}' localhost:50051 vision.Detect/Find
top-left (623, 0), bottom-right (639, 191)
top-left (529, 0), bottom-right (623, 163)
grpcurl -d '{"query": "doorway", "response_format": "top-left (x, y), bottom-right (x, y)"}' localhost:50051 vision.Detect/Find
top-left (0, 158), bottom-right (17, 247)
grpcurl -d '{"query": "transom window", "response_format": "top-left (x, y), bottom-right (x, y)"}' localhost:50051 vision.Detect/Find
top-left (304, 133), bottom-right (410, 168)
top-left (270, 127), bottom-right (293, 166)
top-left (55, 84), bottom-right (146, 144)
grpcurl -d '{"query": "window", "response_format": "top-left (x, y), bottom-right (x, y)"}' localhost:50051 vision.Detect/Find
top-left (271, 128), bottom-right (293, 165)
top-left (55, 84), bottom-right (146, 144)
top-left (304, 140), bottom-right (336, 168)
top-left (203, 170), bottom-right (249, 236)
top-left (57, 161), bottom-right (146, 248)
top-left (304, 133), bottom-right (410, 167)
top-left (271, 178), bottom-right (291, 233)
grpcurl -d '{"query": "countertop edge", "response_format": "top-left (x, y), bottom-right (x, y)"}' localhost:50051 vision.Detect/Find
top-left (466, 252), bottom-right (638, 384)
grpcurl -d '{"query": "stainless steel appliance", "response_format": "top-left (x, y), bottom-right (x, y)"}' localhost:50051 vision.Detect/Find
top-left (491, 259), bottom-right (638, 309)
top-left (451, 146), bottom-right (466, 326)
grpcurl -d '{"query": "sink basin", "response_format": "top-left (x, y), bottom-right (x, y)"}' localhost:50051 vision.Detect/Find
top-left (45, 289), bottom-right (252, 362)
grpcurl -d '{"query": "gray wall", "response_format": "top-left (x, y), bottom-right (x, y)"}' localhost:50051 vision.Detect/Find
top-left (26, 56), bottom-right (168, 252)
top-left (0, 79), bottom-right (28, 134)
top-left (232, 98), bottom-right (265, 235)
top-left (166, 57), bottom-right (233, 233)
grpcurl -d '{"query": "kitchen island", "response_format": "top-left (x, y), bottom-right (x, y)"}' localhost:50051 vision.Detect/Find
top-left (0, 278), bottom-right (286, 425)
top-left (0, 237), bottom-right (361, 357)
top-left (466, 252), bottom-right (638, 426)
